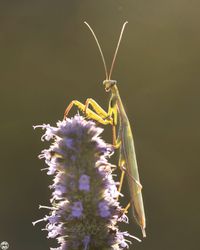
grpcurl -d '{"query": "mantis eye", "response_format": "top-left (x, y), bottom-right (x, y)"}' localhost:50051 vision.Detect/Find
top-left (110, 80), bottom-right (117, 87)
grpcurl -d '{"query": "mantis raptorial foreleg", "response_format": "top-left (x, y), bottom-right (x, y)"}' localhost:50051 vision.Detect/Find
top-left (85, 98), bottom-right (110, 119)
top-left (64, 100), bottom-right (112, 125)
top-left (64, 98), bottom-right (120, 147)
top-left (84, 98), bottom-right (121, 148)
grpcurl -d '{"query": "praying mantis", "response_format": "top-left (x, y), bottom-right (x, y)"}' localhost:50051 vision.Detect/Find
top-left (64, 21), bottom-right (146, 237)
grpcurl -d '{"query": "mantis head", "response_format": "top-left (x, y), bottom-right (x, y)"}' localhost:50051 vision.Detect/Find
top-left (103, 80), bottom-right (117, 92)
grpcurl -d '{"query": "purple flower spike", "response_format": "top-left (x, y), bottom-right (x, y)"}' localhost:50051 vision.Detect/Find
top-left (33, 115), bottom-right (137, 249)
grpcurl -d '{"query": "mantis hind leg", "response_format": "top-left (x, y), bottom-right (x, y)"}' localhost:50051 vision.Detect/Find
top-left (117, 155), bottom-right (126, 198)
top-left (117, 156), bottom-right (142, 212)
top-left (118, 158), bottom-right (130, 213)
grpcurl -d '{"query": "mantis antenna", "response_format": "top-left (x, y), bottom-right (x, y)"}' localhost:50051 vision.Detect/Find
top-left (109, 21), bottom-right (128, 80)
top-left (84, 21), bottom-right (109, 80)
top-left (84, 21), bottom-right (128, 81)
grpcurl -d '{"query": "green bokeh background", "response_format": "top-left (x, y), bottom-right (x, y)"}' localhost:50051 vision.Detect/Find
top-left (0, 1), bottom-right (199, 250)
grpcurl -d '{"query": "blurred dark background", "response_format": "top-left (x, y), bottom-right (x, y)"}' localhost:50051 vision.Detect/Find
top-left (0, 0), bottom-right (199, 249)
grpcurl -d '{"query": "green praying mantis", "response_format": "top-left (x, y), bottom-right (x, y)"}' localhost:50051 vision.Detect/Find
top-left (64, 21), bottom-right (146, 238)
